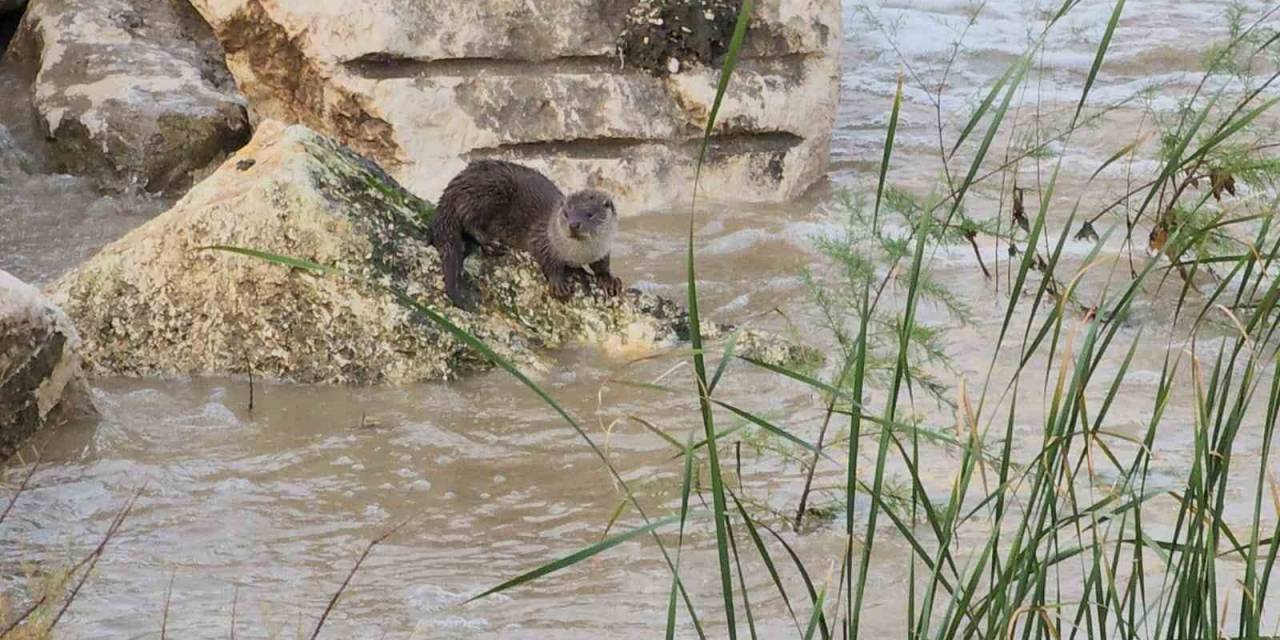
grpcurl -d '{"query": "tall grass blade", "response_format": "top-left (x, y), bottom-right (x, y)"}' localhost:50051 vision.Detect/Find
top-left (667, 430), bottom-right (705, 640)
top-left (845, 282), bottom-right (871, 640)
top-left (1073, 0), bottom-right (1125, 125)
top-left (468, 514), bottom-right (689, 602)
top-left (688, 1), bottom-right (755, 635)
top-left (802, 579), bottom-right (829, 640)
top-left (760, 520), bottom-right (832, 640)
top-left (730, 491), bottom-right (805, 636)
top-left (873, 76), bottom-right (904, 232)
top-left (713, 400), bottom-right (832, 460)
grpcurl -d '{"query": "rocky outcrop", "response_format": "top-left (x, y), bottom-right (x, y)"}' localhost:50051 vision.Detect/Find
top-left (0, 270), bottom-right (94, 462)
top-left (50, 122), bottom-right (816, 384)
top-left (9, 0), bottom-right (251, 193)
top-left (188, 0), bottom-right (840, 212)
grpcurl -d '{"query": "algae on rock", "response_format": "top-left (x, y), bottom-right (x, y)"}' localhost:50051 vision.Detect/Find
top-left (617, 0), bottom-right (741, 76)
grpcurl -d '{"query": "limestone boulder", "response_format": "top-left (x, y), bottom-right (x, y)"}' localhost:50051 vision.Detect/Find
top-left (0, 270), bottom-right (94, 462)
top-left (10, 0), bottom-right (251, 193)
top-left (189, 0), bottom-right (840, 212)
top-left (51, 122), bottom-right (813, 384)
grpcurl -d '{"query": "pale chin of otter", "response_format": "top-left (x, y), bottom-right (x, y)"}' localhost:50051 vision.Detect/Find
top-left (549, 203), bottom-right (617, 268)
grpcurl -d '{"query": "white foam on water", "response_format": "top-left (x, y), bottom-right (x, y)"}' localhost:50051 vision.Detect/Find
top-left (411, 616), bottom-right (490, 635)
top-left (702, 228), bottom-right (773, 254)
top-left (841, 0), bottom-right (1279, 135)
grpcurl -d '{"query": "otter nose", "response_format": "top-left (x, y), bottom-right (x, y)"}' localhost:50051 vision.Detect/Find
top-left (569, 221), bottom-right (582, 234)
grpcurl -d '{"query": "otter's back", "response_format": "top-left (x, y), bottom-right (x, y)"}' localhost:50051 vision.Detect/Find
top-left (438, 160), bottom-right (564, 250)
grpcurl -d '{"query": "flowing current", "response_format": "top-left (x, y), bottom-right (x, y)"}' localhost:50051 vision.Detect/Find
top-left (2, 1), bottom-right (1278, 637)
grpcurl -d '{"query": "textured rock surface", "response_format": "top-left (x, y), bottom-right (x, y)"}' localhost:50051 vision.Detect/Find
top-left (0, 269), bottom-right (94, 462)
top-left (0, 124), bottom-right (34, 182)
top-left (189, 0), bottom-right (840, 211)
top-left (52, 122), bottom-right (812, 384)
top-left (10, 0), bottom-right (251, 193)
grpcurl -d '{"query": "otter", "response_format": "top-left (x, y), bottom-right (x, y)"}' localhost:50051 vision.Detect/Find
top-left (429, 160), bottom-right (622, 309)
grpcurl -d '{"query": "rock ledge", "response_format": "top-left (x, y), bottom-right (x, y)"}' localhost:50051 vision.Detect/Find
top-left (51, 122), bottom-right (818, 384)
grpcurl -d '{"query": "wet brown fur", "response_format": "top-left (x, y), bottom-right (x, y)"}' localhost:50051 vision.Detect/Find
top-left (429, 160), bottom-right (621, 309)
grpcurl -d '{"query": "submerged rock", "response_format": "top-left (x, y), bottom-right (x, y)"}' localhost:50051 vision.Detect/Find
top-left (9, 0), bottom-right (251, 193)
top-left (0, 270), bottom-right (95, 462)
top-left (188, 0), bottom-right (840, 211)
top-left (0, 124), bottom-right (34, 181)
top-left (51, 122), bottom-right (816, 384)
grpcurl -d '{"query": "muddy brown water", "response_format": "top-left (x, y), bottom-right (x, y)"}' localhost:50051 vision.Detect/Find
top-left (3, 1), bottom-right (1279, 637)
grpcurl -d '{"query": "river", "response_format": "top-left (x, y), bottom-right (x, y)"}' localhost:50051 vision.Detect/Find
top-left (2, 1), bottom-right (1278, 637)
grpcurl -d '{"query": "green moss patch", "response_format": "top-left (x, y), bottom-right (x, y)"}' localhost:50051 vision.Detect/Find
top-left (617, 0), bottom-right (742, 76)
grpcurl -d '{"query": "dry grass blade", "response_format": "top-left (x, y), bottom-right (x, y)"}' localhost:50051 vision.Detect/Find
top-left (0, 461), bottom-right (39, 527)
top-left (230, 584), bottom-right (239, 640)
top-left (0, 591), bottom-right (51, 636)
top-left (309, 521), bottom-right (410, 640)
top-left (160, 569), bottom-right (176, 640)
top-left (30, 486), bottom-right (144, 636)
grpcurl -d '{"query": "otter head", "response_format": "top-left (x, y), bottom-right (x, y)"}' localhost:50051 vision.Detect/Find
top-left (560, 189), bottom-right (617, 240)
top-left (550, 189), bottom-right (619, 267)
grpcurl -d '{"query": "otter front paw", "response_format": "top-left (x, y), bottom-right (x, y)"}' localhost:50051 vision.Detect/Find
top-left (549, 277), bottom-right (575, 300)
top-left (596, 275), bottom-right (623, 297)
top-left (479, 242), bottom-right (510, 258)
top-left (446, 287), bottom-right (479, 312)
top-left (454, 295), bottom-right (479, 313)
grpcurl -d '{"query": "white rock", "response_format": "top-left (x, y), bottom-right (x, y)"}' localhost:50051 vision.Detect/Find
top-left (188, 0), bottom-right (841, 212)
top-left (10, 0), bottom-right (251, 193)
